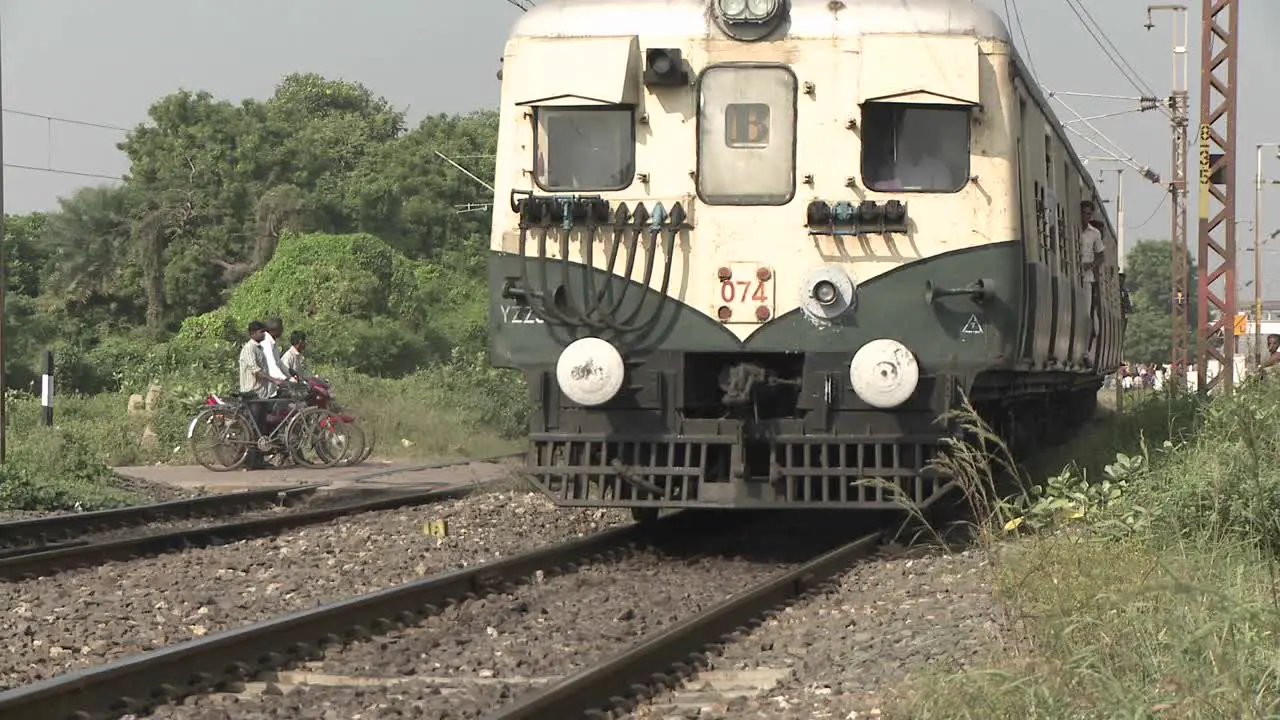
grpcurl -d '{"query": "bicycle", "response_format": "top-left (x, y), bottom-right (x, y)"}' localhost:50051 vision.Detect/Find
top-left (187, 383), bottom-right (345, 471)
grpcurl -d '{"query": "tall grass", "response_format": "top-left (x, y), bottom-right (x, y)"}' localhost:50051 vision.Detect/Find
top-left (897, 383), bottom-right (1280, 718)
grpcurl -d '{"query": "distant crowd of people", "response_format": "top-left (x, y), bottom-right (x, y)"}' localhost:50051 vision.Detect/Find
top-left (1115, 362), bottom-right (1166, 391)
top-left (1111, 334), bottom-right (1280, 391)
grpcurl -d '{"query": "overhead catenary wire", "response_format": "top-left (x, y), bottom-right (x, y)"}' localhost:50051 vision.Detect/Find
top-left (1050, 93), bottom-right (1151, 171)
top-left (1062, 125), bottom-right (1154, 179)
top-left (1044, 90), bottom-right (1154, 102)
top-left (1, 108), bottom-right (130, 183)
top-left (1063, 107), bottom-right (1160, 126)
top-left (1001, 0), bottom-right (1040, 82)
top-left (1061, 0), bottom-right (1171, 119)
top-left (3, 163), bottom-right (123, 181)
top-left (1, 108), bottom-right (130, 133)
top-left (1127, 193), bottom-right (1170, 231)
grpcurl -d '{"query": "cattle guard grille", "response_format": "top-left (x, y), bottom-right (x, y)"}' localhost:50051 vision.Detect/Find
top-left (526, 435), bottom-right (956, 509)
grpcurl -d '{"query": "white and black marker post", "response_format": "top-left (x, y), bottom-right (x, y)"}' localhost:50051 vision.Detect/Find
top-left (40, 350), bottom-right (53, 427)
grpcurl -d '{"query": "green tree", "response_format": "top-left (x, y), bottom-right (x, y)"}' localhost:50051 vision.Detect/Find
top-left (1124, 239), bottom-right (1197, 315)
top-left (42, 186), bottom-right (139, 314)
top-left (1, 72), bottom-right (504, 389)
top-left (113, 74), bottom-right (423, 329)
top-left (348, 110), bottom-right (499, 258)
top-left (1122, 239), bottom-right (1199, 363)
top-left (4, 213), bottom-right (51, 297)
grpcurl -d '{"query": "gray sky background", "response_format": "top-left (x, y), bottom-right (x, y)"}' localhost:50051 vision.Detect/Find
top-left (1, 0), bottom-right (1277, 296)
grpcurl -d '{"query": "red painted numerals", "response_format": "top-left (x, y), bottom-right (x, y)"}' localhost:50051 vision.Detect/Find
top-left (719, 279), bottom-right (769, 304)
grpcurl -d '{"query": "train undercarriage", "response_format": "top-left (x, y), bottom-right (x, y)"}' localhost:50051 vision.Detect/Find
top-left (521, 351), bottom-right (1102, 514)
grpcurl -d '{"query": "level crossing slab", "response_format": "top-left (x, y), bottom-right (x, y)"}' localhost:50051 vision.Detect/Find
top-left (112, 456), bottom-right (523, 497)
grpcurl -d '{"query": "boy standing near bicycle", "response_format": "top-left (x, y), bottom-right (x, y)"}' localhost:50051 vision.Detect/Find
top-left (281, 330), bottom-right (312, 382)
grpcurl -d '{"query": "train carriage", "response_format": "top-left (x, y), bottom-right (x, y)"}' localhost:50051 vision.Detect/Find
top-left (488, 0), bottom-right (1123, 517)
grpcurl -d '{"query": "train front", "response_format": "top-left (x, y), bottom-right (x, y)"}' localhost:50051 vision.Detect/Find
top-left (488, 0), bottom-right (1021, 512)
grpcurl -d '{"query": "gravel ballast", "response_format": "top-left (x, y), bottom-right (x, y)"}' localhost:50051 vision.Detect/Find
top-left (145, 516), bottom-right (865, 719)
top-left (0, 490), bottom-right (629, 691)
top-left (152, 548), bottom-right (791, 720)
top-left (628, 543), bottom-right (1005, 719)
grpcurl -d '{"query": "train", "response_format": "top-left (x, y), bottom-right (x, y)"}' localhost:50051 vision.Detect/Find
top-left (487, 0), bottom-right (1124, 520)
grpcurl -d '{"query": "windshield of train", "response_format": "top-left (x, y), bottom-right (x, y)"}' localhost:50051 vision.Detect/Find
top-left (861, 104), bottom-right (970, 193)
top-left (534, 107), bottom-right (634, 191)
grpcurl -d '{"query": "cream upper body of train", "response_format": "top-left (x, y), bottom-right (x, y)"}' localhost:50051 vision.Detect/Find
top-left (487, 0), bottom-right (1123, 515)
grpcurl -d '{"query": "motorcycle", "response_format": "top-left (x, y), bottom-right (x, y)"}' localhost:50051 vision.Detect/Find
top-left (303, 377), bottom-right (375, 465)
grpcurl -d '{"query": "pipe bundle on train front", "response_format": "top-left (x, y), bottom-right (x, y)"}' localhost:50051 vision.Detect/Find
top-left (488, 0), bottom-right (1122, 517)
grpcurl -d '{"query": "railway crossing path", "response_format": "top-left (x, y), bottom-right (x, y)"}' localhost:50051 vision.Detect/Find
top-left (112, 454), bottom-right (524, 497)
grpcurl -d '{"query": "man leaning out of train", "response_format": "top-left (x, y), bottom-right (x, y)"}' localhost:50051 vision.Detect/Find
top-left (1079, 200), bottom-right (1106, 364)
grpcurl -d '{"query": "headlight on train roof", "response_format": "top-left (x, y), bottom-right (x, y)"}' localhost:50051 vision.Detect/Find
top-left (849, 339), bottom-right (919, 410)
top-left (716, 0), bottom-right (778, 22)
top-left (555, 337), bottom-right (625, 407)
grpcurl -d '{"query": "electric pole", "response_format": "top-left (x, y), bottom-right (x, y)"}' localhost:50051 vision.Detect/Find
top-left (1147, 4), bottom-right (1190, 389)
top-left (0, 19), bottom-right (6, 464)
top-left (1197, 0), bottom-right (1239, 396)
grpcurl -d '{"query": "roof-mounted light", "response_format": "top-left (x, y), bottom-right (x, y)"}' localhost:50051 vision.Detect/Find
top-left (712, 0), bottom-right (785, 40)
top-left (717, 0), bottom-right (779, 22)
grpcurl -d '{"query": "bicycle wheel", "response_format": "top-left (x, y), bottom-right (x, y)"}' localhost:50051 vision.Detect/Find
top-left (284, 407), bottom-right (341, 469)
top-left (188, 407), bottom-right (252, 471)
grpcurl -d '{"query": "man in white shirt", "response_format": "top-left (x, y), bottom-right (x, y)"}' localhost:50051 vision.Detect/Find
top-left (238, 321), bottom-right (276, 400)
top-left (238, 320), bottom-right (286, 468)
top-left (281, 330), bottom-right (311, 382)
top-left (1079, 201), bottom-right (1106, 363)
top-left (261, 318), bottom-right (289, 396)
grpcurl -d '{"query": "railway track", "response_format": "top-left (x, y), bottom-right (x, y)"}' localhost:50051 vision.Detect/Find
top-left (0, 452), bottom-right (525, 581)
top-left (0, 510), bottom-right (881, 720)
top-left (485, 530), bottom-right (882, 719)
top-left (0, 485), bottom-right (321, 551)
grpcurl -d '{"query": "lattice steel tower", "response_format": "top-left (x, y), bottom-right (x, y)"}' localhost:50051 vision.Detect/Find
top-left (1197, 0), bottom-right (1239, 395)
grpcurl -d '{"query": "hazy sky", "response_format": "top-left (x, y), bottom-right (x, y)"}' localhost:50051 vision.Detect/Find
top-left (2, 0), bottom-right (1278, 295)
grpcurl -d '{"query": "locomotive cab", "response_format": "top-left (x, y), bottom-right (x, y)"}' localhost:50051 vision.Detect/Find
top-left (488, 0), bottom-right (1122, 513)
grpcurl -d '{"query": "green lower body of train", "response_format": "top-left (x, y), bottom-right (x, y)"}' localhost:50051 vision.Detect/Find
top-left (489, 234), bottom-right (1119, 512)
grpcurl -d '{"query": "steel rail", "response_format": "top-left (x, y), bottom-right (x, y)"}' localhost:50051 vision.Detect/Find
top-left (0, 450), bottom-right (525, 561)
top-left (0, 485), bottom-right (320, 550)
top-left (0, 513), bottom-right (696, 720)
top-left (0, 539), bottom-right (88, 560)
top-left (484, 530), bottom-right (884, 720)
top-left (0, 477), bottom-right (511, 582)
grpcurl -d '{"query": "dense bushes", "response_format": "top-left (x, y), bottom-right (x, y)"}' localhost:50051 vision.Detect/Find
top-left (0, 421), bottom-right (144, 511)
top-left (28, 231), bottom-right (497, 398)
top-left (172, 231), bottom-right (486, 378)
